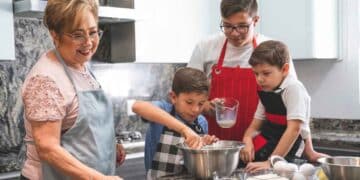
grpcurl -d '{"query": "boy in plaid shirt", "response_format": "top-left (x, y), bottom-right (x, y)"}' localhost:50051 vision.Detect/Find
top-left (132, 67), bottom-right (218, 179)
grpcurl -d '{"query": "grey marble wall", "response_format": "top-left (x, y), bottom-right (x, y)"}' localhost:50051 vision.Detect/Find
top-left (0, 17), bottom-right (185, 173)
top-left (91, 62), bottom-right (186, 136)
top-left (0, 17), bottom-right (53, 172)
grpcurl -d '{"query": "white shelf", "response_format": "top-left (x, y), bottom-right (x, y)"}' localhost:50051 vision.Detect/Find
top-left (99, 6), bottom-right (136, 22)
top-left (14, 0), bottom-right (136, 22)
top-left (0, 0), bottom-right (15, 60)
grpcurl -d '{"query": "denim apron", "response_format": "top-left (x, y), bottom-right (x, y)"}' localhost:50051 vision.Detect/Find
top-left (41, 50), bottom-right (116, 180)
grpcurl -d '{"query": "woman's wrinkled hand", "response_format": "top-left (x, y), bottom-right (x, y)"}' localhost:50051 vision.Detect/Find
top-left (103, 176), bottom-right (123, 180)
top-left (92, 174), bottom-right (123, 180)
top-left (245, 161), bottom-right (271, 173)
top-left (116, 143), bottom-right (126, 166)
top-left (240, 141), bottom-right (255, 163)
top-left (201, 134), bottom-right (219, 145)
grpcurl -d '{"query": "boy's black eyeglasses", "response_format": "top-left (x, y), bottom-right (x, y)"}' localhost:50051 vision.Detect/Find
top-left (220, 22), bottom-right (251, 34)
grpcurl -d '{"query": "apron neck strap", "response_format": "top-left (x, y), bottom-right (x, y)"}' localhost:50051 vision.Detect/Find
top-left (54, 49), bottom-right (78, 92)
top-left (216, 39), bottom-right (228, 69)
top-left (252, 35), bottom-right (258, 48)
top-left (170, 106), bottom-right (204, 134)
top-left (216, 36), bottom-right (258, 70)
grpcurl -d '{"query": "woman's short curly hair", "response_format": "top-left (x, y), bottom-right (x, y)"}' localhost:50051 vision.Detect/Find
top-left (44, 0), bottom-right (99, 34)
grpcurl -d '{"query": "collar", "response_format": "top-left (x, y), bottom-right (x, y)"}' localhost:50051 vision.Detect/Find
top-left (273, 75), bottom-right (297, 93)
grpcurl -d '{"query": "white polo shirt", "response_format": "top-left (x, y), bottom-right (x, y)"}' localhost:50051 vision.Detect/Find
top-left (254, 75), bottom-right (311, 139)
top-left (187, 33), bottom-right (297, 79)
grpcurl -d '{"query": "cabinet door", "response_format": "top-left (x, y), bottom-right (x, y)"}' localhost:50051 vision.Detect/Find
top-left (134, 0), bottom-right (220, 63)
top-left (258, 0), bottom-right (339, 60)
top-left (0, 0), bottom-right (15, 60)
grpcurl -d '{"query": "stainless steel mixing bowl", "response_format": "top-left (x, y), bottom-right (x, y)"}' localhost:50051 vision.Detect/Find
top-left (177, 140), bottom-right (244, 179)
top-left (317, 156), bottom-right (360, 180)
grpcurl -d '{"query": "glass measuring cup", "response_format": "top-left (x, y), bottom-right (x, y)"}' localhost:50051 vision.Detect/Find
top-left (214, 97), bottom-right (239, 128)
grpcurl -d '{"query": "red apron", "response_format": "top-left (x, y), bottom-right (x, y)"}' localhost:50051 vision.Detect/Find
top-left (207, 38), bottom-right (258, 141)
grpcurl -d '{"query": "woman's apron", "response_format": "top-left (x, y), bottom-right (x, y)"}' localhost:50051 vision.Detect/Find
top-left (207, 38), bottom-right (258, 141)
top-left (41, 50), bottom-right (116, 180)
top-left (252, 90), bottom-right (303, 162)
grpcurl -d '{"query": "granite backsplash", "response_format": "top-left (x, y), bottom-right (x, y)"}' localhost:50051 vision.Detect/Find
top-left (0, 17), bottom-right (185, 173)
top-left (0, 17), bottom-right (359, 173)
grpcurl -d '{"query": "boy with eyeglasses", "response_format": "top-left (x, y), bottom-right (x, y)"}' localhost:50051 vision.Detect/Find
top-left (187, 0), bottom-right (327, 163)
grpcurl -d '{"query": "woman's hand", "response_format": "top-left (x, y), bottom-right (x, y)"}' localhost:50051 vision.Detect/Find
top-left (240, 140), bottom-right (255, 163)
top-left (102, 176), bottom-right (123, 180)
top-left (116, 143), bottom-right (126, 166)
top-left (181, 127), bottom-right (204, 149)
top-left (91, 172), bottom-right (123, 180)
top-left (201, 134), bottom-right (219, 145)
top-left (245, 161), bottom-right (271, 173)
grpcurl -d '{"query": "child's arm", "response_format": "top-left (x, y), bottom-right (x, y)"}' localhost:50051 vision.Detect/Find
top-left (245, 119), bottom-right (302, 172)
top-left (132, 100), bottom-right (203, 149)
top-left (303, 135), bottom-right (330, 162)
top-left (241, 118), bottom-right (263, 163)
top-left (271, 119), bottom-right (302, 156)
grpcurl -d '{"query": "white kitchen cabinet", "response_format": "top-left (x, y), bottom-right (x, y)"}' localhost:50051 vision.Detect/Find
top-left (134, 0), bottom-right (221, 63)
top-left (257, 0), bottom-right (339, 60)
top-left (0, 0), bottom-right (15, 60)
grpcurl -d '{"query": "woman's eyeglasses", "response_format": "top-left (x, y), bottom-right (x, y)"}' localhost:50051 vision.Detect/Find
top-left (64, 30), bottom-right (103, 45)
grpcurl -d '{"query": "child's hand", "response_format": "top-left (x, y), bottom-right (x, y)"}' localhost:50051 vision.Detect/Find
top-left (245, 161), bottom-right (271, 173)
top-left (240, 140), bottom-right (255, 163)
top-left (201, 134), bottom-right (219, 145)
top-left (203, 98), bottom-right (224, 117)
top-left (181, 127), bottom-right (204, 149)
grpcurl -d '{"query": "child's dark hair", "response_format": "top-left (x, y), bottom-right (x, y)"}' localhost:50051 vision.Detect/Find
top-left (249, 40), bottom-right (290, 69)
top-left (172, 67), bottom-right (209, 95)
top-left (221, 0), bottom-right (258, 18)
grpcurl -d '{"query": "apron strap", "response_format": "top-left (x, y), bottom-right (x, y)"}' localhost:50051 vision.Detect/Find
top-left (170, 106), bottom-right (204, 134)
top-left (216, 39), bottom-right (228, 70)
top-left (216, 35), bottom-right (258, 73)
top-left (54, 49), bottom-right (79, 92)
top-left (252, 35), bottom-right (258, 48)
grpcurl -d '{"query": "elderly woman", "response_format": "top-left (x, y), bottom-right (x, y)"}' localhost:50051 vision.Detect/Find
top-left (20, 1), bottom-right (204, 179)
top-left (20, 0), bottom-right (125, 179)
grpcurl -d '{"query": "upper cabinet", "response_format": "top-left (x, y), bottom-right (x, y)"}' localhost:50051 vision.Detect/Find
top-left (258, 0), bottom-right (339, 60)
top-left (134, 0), bottom-right (221, 63)
top-left (0, 0), bottom-right (15, 60)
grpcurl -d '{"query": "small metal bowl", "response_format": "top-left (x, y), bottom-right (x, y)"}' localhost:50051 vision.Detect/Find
top-left (318, 156), bottom-right (360, 180)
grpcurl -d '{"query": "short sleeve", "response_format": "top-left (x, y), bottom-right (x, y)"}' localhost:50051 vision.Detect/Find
top-left (22, 75), bottom-right (66, 122)
top-left (253, 101), bottom-right (266, 120)
top-left (187, 43), bottom-right (205, 71)
top-left (283, 84), bottom-right (310, 122)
